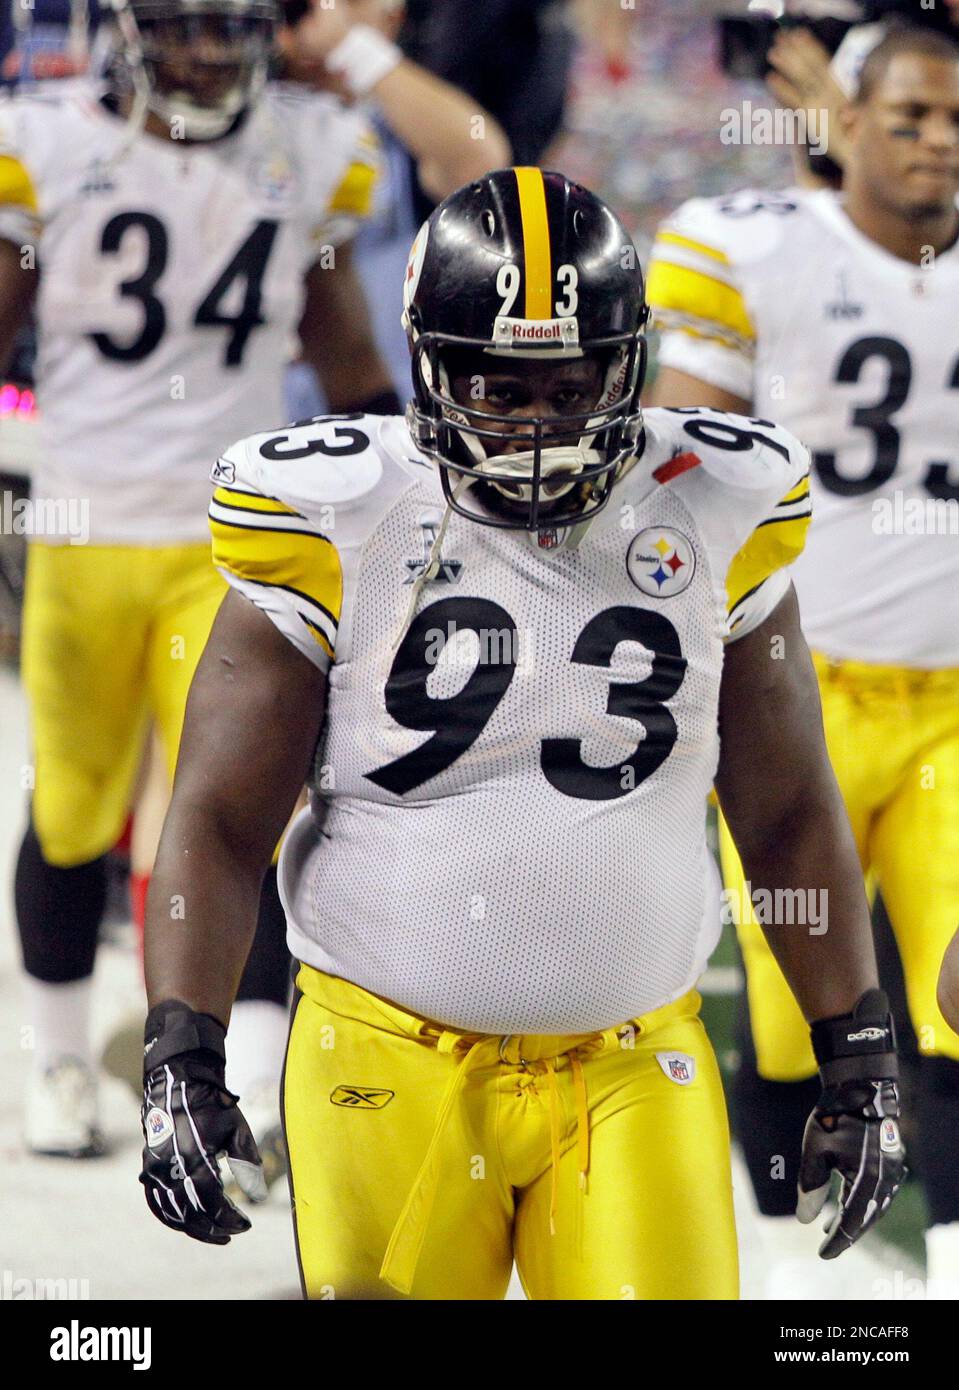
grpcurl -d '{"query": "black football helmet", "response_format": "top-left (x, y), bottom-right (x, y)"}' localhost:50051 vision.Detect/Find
top-left (106, 0), bottom-right (277, 141)
top-left (402, 167), bottom-right (648, 530)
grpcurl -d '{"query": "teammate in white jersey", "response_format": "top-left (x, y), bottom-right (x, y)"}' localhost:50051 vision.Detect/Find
top-left (647, 25), bottom-right (959, 1295)
top-left (0, 0), bottom-right (398, 1160)
top-left (138, 168), bottom-right (904, 1300)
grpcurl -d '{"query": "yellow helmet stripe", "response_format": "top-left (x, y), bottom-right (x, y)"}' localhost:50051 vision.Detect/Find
top-left (514, 167), bottom-right (552, 319)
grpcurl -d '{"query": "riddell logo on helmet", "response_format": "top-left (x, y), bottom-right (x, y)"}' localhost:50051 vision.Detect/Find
top-left (493, 316), bottom-right (580, 348)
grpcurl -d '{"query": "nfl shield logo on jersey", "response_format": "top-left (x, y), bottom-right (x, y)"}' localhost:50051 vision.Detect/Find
top-left (536, 526), bottom-right (567, 550)
top-left (626, 527), bottom-right (696, 598)
top-left (656, 1052), bottom-right (696, 1085)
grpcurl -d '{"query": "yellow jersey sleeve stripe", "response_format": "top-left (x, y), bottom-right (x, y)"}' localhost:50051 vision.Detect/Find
top-left (514, 166), bottom-right (552, 320)
top-left (210, 517), bottom-right (343, 628)
top-left (655, 230), bottom-right (730, 265)
top-left (328, 159), bottom-right (377, 219)
top-left (726, 513), bottom-right (811, 614)
top-left (212, 485), bottom-right (301, 517)
top-left (646, 260), bottom-right (756, 343)
top-left (0, 154), bottom-right (38, 211)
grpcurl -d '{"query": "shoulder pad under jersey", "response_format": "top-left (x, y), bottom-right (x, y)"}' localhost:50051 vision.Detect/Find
top-left (213, 413), bottom-right (389, 528)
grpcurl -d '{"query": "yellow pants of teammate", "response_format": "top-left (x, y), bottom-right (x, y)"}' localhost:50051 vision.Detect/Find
top-left (283, 966), bottom-right (739, 1301)
top-left (22, 541), bottom-right (226, 866)
top-left (720, 652), bottom-right (959, 1078)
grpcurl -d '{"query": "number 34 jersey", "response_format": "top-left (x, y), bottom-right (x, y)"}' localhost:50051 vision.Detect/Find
top-left (0, 80), bottom-right (377, 542)
top-left (648, 187), bottom-right (959, 668)
top-left (211, 408), bottom-right (810, 1034)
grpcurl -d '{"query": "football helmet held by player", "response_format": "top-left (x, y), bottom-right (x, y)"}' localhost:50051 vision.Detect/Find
top-left (403, 168), bottom-right (649, 531)
top-left (105, 0), bottom-right (278, 141)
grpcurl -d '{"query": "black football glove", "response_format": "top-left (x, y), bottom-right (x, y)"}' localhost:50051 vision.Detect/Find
top-left (798, 987), bottom-right (907, 1258)
top-left (140, 999), bottom-right (266, 1244)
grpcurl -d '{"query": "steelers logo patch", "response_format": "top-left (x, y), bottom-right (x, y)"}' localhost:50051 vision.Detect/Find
top-left (626, 527), bottom-right (695, 598)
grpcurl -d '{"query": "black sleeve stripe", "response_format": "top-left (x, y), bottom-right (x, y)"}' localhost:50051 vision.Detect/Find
top-left (728, 577), bottom-right (768, 619)
top-left (301, 616), bottom-right (335, 650)
top-left (209, 515), bottom-right (334, 545)
top-left (211, 496), bottom-right (308, 520)
top-left (232, 574), bottom-right (339, 630)
top-left (755, 508), bottom-right (812, 530)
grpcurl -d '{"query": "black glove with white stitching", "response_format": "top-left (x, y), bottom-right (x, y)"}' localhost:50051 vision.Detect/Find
top-left (798, 988), bottom-right (907, 1258)
top-left (140, 1000), bottom-right (266, 1244)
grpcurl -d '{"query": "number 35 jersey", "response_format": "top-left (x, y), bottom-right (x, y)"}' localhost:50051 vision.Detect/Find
top-left (0, 80), bottom-right (377, 542)
top-left (647, 187), bottom-right (959, 668)
top-left (211, 407), bottom-right (810, 1033)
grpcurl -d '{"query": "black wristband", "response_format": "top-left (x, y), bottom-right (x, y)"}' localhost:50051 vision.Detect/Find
top-left (353, 389), bottom-right (404, 417)
top-left (143, 999), bottom-right (227, 1076)
top-left (810, 987), bottom-right (898, 1085)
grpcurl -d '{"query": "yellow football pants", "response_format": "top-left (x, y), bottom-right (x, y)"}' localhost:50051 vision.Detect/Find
top-left (283, 966), bottom-right (739, 1301)
top-left (720, 652), bottom-right (959, 1077)
top-left (22, 541), bottom-right (226, 866)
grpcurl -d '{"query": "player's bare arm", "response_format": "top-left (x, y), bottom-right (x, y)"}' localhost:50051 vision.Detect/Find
top-left (144, 589), bottom-right (327, 1022)
top-left (298, 242), bottom-right (397, 411)
top-left (140, 590), bottom-right (326, 1242)
top-left (278, 0), bottom-right (511, 200)
top-left (715, 582), bottom-right (876, 1020)
top-left (718, 583), bottom-right (904, 1257)
top-left (647, 366), bottom-right (748, 415)
top-left (0, 236), bottom-right (37, 375)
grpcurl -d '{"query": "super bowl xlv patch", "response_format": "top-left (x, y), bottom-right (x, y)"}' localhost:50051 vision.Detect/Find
top-left (403, 510), bottom-right (464, 584)
top-left (626, 526), bottom-right (696, 598)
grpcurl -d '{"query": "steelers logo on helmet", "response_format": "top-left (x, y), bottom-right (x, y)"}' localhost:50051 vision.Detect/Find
top-left (626, 527), bottom-right (696, 599)
top-left (403, 167), bottom-right (649, 531)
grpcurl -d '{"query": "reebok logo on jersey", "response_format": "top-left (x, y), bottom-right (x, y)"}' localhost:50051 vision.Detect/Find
top-left (656, 1052), bottom-right (696, 1085)
top-left (210, 457), bottom-right (236, 485)
top-left (626, 527), bottom-right (695, 598)
top-left (330, 1086), bottom-right (395, 1109)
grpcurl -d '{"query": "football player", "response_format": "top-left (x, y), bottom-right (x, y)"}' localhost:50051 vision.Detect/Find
top-left (0, 0), bottom-right (397, 1159)
top-left (647, 24), bottom-right (959, 1296)
top-left (137, 167), bottom-right (904, 1300)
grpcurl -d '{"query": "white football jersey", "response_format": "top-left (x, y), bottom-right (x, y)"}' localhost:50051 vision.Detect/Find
top-left (0, 80), bottom-right (378, 543)
top-left (211, 407), bottom-right (810, 1034)
top-left (648, 187), bottom-right (959, 668)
